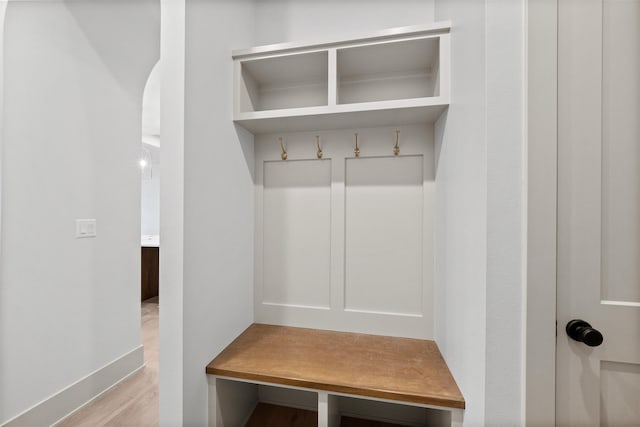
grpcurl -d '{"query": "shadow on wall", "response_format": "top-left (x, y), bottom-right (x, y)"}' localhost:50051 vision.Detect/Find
top-left (65, 0), bottom-right (160, 100)
top-left (235, 123), bottom-right (256, 184)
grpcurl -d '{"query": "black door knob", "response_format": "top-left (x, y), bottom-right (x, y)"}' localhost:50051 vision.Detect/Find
top-left (566, 319), bottom-right (603, 347)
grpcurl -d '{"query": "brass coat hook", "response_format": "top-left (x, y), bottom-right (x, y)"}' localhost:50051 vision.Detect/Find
top-left (279, 137), bottom-right (287, 160)
top-left (394, 129), bottom-right (400, 156)
top-left (354, 133), bottom-right (360, 158)
top-left (316, 135), bottom-right (323, 159)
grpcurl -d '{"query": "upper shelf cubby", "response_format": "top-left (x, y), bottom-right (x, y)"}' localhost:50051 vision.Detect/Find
top-left (233, 22), bottom-right (450, 134)
top-left (240, 51), bottom-right (328, 112)
top-left (337, 37), bottom-right (440, 105)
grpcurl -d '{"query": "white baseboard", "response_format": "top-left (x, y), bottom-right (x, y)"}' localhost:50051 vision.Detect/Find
top-left (2, 345), bottom-right (144, 427)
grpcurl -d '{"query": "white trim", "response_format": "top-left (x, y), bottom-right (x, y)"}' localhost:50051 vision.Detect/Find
top-left (521, 1), bottom-right (529, 423)
top-left (343, 308), bottom-right (423, 318)
top-left (524, 0), bottom-right (558, 425)
top-left (159, 0), bottom-right (185, 425)
top-left (232, 22), bottom-right (452, 59)
top-left (601, 300), bottom-right (640, 308)
top-left (262, 302), bottom-right (331, 310)
top-left (211, 375), bottom-right (462, 413)
top-left (0, 1), bottom-right (7, 289)
top-left (2, 346), bottom-right (144, 427)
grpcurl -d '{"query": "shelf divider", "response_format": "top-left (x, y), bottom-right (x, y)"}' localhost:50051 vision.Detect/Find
top-left (318, 392), bottom-right (340, 427)
top-left (328, 49), bottom-right (338, 107)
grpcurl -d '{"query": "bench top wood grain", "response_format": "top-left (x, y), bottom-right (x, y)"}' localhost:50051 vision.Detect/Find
top-left (206, 324), bottom-right (465, 410)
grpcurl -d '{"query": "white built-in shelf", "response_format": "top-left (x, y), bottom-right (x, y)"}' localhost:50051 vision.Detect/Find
top-left (233, 22), bottom-right (450, 134)
top-left (240, 51), bottom-right (329, 112)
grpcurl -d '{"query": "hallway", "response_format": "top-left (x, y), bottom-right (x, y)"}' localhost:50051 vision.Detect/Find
top-left (58, 299), bottom-right (159, 426)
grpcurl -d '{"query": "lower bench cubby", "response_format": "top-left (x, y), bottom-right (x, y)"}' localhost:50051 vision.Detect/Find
top-left (332, 395), bottom-right (452, 427)
top-left (209, 378), bottom-right (455, 427)
top-left (210, 380), bottom-right (318, 426)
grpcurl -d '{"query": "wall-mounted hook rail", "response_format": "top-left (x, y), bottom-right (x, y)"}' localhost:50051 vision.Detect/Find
top-left (316, 136), bottom-right (323, 159)
top-left (354, 133), bottom-right (360, 158)
top-left (394, 129), bottom-right (400, 156)
top-left (279, 137), bottom-right (287, 160)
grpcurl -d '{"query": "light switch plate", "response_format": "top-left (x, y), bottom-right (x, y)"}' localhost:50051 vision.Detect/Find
top-left (76, 219), bottom-right (97, 238)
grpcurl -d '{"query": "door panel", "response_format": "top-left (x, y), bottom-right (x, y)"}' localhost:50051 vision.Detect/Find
top-left (602, 0), bottom-right (640, 303)
top-left (600, 362), bottom-right (640, 427)
top-left (557, 0), bottom-right (640, 425)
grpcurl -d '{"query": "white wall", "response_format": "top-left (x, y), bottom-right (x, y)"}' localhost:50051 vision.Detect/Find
top-left (0, 1), bottom-right (159, 423)
top-left (433, 0), bottom-right (525, 425)
top-left (484, 1), bottom-right (525, 425)
top-left (433, 1), bottom-right (487, 425)
top-left (141, 61), bottom-right (160, 237)
top-left (159, 0), bottom-right (185, 424)
top-left (179, 1), bottom-right (256, 425)
top-left (142, 61), bottom-right (161, 141)
top-left (141, 144), bottom-right (160, 236)
top-left (253, 0), bottom-right (435, 45)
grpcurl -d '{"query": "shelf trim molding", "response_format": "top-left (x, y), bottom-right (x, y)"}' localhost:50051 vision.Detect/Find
top-left (232, 22), bottom-right (452, 59)
top-left (235, 96), bottom-right (449, 121)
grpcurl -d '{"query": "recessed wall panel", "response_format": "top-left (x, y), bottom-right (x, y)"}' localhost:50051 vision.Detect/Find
top-left (601, 361), bottom-right (640, 426)
top-left (344, 156), bottom-right (423, 315)
top-left (263, 160), bottom-right (331, 308)
top-left (601, 0), bottom-right (640, 303)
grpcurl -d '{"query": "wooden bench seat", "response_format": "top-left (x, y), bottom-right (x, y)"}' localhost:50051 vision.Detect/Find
top-left (206, 324), bottom-right (464, 411)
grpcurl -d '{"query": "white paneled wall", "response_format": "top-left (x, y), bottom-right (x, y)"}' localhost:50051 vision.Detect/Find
top-left (263, 160), bottom-right (332, 308)
top-left (345, 156), bottom-right (425, 316)
top-left (255, 125), bottom-right (434, 339)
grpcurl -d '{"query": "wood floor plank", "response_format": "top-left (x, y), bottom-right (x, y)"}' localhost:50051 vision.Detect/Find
top-left (245, 403), bottom-right (317, 427)
top-left (58, 297), bottom-right (159, 426)
top-left (340, 416), bottom-right (405, 427)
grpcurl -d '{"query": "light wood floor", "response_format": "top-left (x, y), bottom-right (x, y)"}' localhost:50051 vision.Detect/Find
top-left (58, 297), bottom-right (159, 426)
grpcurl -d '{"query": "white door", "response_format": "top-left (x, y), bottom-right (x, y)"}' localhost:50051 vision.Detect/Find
top-left (557, 0), bottom-right (640, 425)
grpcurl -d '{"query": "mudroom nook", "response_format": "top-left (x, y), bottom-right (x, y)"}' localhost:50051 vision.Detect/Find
top-left (206, 22), bottom-right (464, 427)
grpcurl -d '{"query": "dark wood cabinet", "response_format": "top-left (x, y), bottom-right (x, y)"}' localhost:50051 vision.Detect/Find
top-left (141, 246), bottom-right (159, 301)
